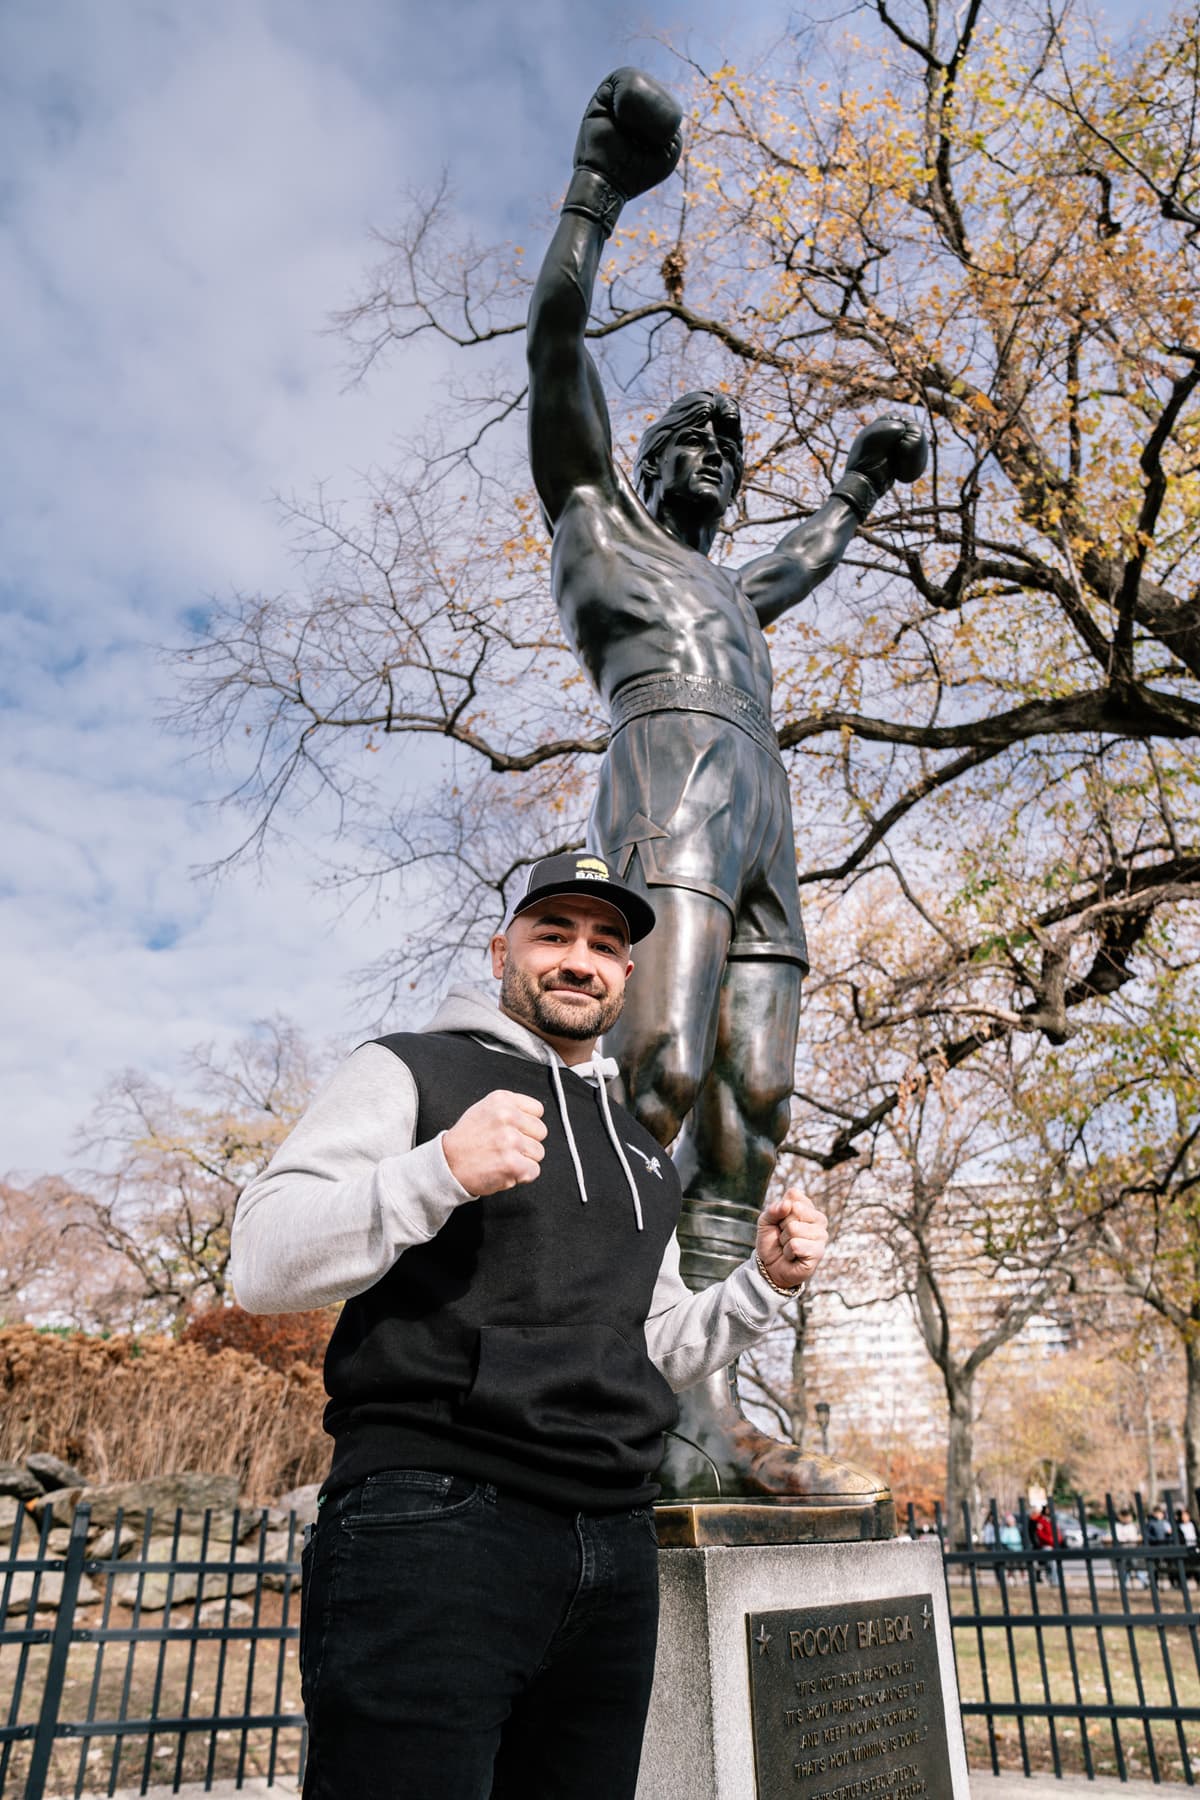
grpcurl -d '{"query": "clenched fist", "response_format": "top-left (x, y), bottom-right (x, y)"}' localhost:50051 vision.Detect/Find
top-left (754, 1189), bottom-right (828, 1291)
top-left (833, 416), bottom-right (929, 521)
top-left (574, 68), bottom-right (682, 201)
top-left (442, 1091), bottom-right (547, 1196)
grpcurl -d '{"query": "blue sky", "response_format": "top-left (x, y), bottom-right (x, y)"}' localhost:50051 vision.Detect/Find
top-left (0, 0), bottom-right (769, 1175)
top-left (0, 0), bottom-right (1159, 1176)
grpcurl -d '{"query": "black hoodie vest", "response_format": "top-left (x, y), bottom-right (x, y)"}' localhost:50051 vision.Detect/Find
top-left (321, 1031), bottom-right (683, 1510)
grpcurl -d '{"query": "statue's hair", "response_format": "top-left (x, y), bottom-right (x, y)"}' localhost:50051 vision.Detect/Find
top-left (633, 390), bottom-right (744, 504)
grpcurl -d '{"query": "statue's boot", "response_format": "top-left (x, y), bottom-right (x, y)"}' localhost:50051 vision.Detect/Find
top-left (659, 1366), bottom-right (893, 1538)
top-left (659, 1197), bottom-right (894, 1539)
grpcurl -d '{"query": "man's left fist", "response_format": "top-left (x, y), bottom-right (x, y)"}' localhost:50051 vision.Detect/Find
top-left (755, 1189), bottom-right (828, 1290)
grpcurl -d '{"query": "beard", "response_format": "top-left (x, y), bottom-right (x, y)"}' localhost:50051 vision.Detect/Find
top-left (500, 963), bottom-right (624, 1042)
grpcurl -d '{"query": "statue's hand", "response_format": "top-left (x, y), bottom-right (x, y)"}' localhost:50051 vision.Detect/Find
top-left (832, 416), bottom-right (928, 521)
top-left (573, 68), bottom-right (683, 202)
top-left (844, 416), bottom-right (929, 489)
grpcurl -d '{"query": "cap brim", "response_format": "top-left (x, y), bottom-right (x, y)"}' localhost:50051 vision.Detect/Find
top-left (511, 879), bottom-right (657, 944)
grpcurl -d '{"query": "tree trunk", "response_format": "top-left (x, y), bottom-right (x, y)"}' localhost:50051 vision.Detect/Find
top-left (1145, 1386), bottom-right (1159, 1504)
top-left (944, 1374), bottom-right (975, 1538)
top-left (789, 1296), bottom-right (810, 1451)
top-left (1185, 1334), bottom-right (1200, 1513)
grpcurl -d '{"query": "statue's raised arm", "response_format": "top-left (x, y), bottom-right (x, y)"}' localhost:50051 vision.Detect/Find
top-left (527, 70), bottom-right (683, 526)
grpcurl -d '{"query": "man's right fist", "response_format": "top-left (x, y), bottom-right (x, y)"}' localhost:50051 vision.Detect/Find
top-left (573, 68), bottom-right (683, 202)
top-left (442, 1090), bottom-right (547, 1197)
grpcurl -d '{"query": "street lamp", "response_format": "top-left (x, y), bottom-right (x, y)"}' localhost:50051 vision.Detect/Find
top-left (815, 1400), bottom-right (831, 1457)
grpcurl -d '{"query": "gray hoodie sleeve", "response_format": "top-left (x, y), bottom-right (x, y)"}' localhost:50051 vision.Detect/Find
top-left (643, 1229), bottom-right (797, 1393)
top-left (230, 1043), bottom-right (474, 1313)
top-left (231, 1039), bottom-right (797, 1374)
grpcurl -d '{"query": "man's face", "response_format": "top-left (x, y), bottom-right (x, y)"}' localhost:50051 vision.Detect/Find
top-left (654, 415), bottom-right (738, 519)
top-left (491, 895), bottom-right (633, 1049)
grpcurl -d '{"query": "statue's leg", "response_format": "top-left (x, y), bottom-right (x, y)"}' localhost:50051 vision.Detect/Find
top-left (661, 955), bottom-right (891, 1524)
top-left (672, 955), bottom-right (801, 1286)
top-left (602, 874), bottom-right (733, 1149)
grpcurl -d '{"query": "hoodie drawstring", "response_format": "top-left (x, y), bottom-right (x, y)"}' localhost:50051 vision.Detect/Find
top-left (549, 1060), bottom-right (591, 1208)
top-left (550, 1053), bottom-right (644, 1233)
top-left (593, 1062), bottom-right (645, 1233)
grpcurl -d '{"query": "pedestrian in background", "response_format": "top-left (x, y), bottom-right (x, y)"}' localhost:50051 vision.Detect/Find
top-left (1030, 1505), bottom-right (1061, 1585)
top-left (1114, 1506), bottom-right (1150, 1588)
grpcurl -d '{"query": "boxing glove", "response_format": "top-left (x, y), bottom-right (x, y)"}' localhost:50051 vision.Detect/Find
top-left (563, 68), bottom-right (683, 239)
top-left (832, 417), bottom-right (929, 521)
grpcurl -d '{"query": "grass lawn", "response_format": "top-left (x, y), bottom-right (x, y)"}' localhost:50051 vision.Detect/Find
top-left (948, 1561), bottom-right (1200, 1783)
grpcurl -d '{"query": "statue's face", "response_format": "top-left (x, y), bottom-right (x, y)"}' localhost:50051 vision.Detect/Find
top-left (654, 415), bottom-right (738, 519)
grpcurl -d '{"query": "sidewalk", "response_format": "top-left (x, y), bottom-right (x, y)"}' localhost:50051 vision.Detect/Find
top-left (974, 1779), bottom-right (1159, 1800)
top-left (53, 1775), bottom-right (1164, 1798)
top-left (45, 1785), bottom-right (300, 1800)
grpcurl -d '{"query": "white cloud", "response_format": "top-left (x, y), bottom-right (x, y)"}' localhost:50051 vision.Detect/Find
top-left (0, 0), bottom-right (839, 1173)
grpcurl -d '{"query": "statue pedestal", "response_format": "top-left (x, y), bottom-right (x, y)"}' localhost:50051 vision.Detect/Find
top-left (636, 1525), bottom-right (968, 1800)
top-left (656, 1494), bottom-right (896, 1547)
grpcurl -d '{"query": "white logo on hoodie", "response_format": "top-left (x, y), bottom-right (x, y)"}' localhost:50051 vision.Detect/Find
top-left (625, 1142), bottom-right (663, 1180)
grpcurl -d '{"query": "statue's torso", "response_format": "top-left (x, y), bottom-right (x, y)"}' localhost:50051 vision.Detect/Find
top-left (551, 481), bottom-right (773, 708)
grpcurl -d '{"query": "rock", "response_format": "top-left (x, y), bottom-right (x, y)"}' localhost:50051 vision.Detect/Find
top-left (197, 1596), bottom-right (255, 1625)
top-left (244, 1529), bottom-right (304, 1591)
top-left (25, 1451), bottom-right (86, 1492)
top-left (275, 1483), bottom-right (321, 1524)
top-left (88, 1523), bottom-right (137, 1560)
top-left (109, 1533), bottom-right (261, 1612)
top-left (32, 1472), bottom-right (240, 1531)
top-left (28, 1486), bottom-right (84, 1526)
top-left (0, 1496), bottom-right (26, 1541)
top-left (0, 1462), bottom-right (42, 1501)
top-left (1, 1568), bottom-right (100, 1615)
top-left (225, 1505), bottom-right (274, 1543)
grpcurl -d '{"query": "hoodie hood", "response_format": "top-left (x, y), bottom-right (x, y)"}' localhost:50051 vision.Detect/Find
top-left (423, 983), bottom-right (559, 1064)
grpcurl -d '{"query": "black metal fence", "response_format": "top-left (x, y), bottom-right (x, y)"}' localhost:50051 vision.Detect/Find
top-left (0, 1499), bottom-right (305, 1799)
top-left (6, 1487), bottom-right (1200, 1794)
top-left (914, 1493), bottom-right (1200, 1784)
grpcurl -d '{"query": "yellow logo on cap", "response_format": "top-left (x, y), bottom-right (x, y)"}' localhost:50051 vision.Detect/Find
top-left (576, 856), bottom-right (610, 878)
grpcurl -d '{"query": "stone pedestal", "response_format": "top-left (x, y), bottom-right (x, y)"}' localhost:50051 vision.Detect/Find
top-left (636, 1535), bottom-right (969, 1800)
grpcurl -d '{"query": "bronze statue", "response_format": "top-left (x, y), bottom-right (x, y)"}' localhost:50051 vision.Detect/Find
top-left (527, 69), bottom-right (927, 1510)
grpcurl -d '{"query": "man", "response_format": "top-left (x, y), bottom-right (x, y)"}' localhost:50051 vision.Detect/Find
top-left (1029, 1504), bottom-right (1062, 1585)
top-left (526, 69), bottom-right (926, 1498)
top-left (231, 851), bottom-right (828, 1800)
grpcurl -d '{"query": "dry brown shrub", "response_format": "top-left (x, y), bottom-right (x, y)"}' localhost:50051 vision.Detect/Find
top-left (0, 1325), bottom-right (328, 1502)
top-left (180, 1303), bottom-right (335, 1373)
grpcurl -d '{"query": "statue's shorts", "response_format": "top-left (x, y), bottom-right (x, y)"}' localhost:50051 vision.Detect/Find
top-left (590, 673), bottom-right (809, 972)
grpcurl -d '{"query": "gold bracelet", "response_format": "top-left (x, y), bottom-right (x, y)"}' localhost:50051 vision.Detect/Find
top-left (755, 1253), bottom-right (800, 1298)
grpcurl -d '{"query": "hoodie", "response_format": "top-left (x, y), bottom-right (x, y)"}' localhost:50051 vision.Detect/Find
top-left (231, 986), bottom-right (793, 1508)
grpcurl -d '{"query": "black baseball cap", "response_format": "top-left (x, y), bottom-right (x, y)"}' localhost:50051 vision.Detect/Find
top-left (506, 851), bottom-right (657, 944)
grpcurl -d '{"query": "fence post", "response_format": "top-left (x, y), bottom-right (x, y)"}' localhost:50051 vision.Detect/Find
top-left (25, 1502), bottom-right (91, 1800)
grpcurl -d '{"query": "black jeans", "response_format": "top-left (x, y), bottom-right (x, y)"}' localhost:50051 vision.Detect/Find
top-left (300, 1469), bottom-right (660, 1800)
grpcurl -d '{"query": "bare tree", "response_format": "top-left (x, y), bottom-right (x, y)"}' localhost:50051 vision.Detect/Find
top-left (841, 1045), bottom-right (1108, 1523)
top-left (0, 1178), bottom-right (133, 1331)
top-left (70, 1019), bottom-right (324, 1331)
top-left (169, 6), bottom-right (1200, 1174)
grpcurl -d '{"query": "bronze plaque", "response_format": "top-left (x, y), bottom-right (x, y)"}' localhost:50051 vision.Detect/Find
top-left (745, 1594), bottom-right (953, 1800)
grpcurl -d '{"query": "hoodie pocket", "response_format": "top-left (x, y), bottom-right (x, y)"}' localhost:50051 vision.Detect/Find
top-left (459, 1323), bottom-right (677, 1477)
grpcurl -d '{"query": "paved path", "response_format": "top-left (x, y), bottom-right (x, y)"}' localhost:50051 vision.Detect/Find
top-left (51, 1775), bottom-right (1166, 1798)
top-left (974, 1780), bottom-right (1164, 1800)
